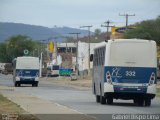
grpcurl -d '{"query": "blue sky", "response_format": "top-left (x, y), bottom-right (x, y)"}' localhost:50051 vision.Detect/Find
top-left (0, 0), bottom-right (160, 31)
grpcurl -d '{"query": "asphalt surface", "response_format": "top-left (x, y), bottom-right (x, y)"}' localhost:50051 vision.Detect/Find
top-left (0, 74), bottom-right (160, 120)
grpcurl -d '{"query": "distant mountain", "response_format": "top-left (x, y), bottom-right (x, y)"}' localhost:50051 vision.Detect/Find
top-left (51, 26), bottom-right (89, 36)
top-left (0, 22), bottom-right (90, 42)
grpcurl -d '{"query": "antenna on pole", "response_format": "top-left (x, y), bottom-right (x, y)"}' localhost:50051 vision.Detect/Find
top-left (101, 20), bottom-right (114, 42)
top-left (119, 13), bottom-right (135, 31)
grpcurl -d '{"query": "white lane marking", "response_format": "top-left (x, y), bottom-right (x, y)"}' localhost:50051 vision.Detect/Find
top-left (54, 102), bottom-right (97, 120)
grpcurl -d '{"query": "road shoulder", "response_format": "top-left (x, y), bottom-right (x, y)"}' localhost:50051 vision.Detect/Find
top-left (0, 86), bottom-right (95, 120)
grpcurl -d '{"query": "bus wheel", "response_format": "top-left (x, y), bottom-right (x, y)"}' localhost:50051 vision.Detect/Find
top-left (35, 83), bottom-right (38, 87)
top-left (107, 97), bottom-right (113, 105)
top-left (138, 99), bottom-right (144, 106)
top-left (14, 82), bottom-right (18, 87)
top-left (93, 83), bottom-right (96, 94)
top-left (96, 95), bottom-right (100, 103)
top-left (145, 99), bottom-right (151, 106)
top-left (100, 95), bottom-right (106, 104)
top-left (100, 88), bottom-right (106, 104)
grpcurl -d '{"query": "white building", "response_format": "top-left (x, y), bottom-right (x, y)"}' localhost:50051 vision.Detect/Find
top-left (77, 42), bottom-right (96, 72)
top-left (56, 42), bottom-right (97, 74)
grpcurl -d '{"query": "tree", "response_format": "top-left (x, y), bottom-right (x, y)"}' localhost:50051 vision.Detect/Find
top-left (0, 43), bottom-right (10, 62)
top-left (65, 37), bottom-right (75, 43)
top-left (94, 29), bottom-right (101, 36)
top-left (0, 35), bottom-right (36, 62)
top-left (124, 16), bottom-right (160, 45)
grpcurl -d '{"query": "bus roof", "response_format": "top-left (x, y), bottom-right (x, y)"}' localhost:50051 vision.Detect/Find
top-left (94, 39), bottom-right (156, 49)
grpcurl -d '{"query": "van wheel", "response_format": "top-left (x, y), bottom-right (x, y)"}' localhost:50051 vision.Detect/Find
top-left (145, 99), bottom-right (151, 106)
top-left (107, 97), bottom-right (113, 105)
top-left (133, 99), bottom-right (138, 104)
top-left (18, 83), bottom-right (21, 87)
top-left (100, 95), bottom-right (106, 104)
top-left (96, 95), bottom-right (100, 103)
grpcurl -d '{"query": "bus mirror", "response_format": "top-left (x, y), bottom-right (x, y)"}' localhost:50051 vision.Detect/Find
top-left (90, 54), bottom-right (93, 62)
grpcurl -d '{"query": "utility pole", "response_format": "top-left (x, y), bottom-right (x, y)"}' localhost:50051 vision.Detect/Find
top-left (80, 25), bottom-right (92, 76)
top-left (119, 13), bottom-right (135, 31)
top-left (101, 20), bottom-right (114, 41)
top-left (69, 32), bottom-right (80, 77)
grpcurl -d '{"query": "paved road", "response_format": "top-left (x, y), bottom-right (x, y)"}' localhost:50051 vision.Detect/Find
top-left (0, 74), bottom-right (160, 119)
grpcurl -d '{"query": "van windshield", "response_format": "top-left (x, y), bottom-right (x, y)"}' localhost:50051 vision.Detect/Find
top-left (109, 41), bottom-right (156, 67)
top-left (52, 65), bottom-right (59, 70)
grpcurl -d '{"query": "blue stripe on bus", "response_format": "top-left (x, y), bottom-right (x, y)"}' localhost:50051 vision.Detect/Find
top-left (104, 66), bottom-right (156, 84)
top-left (16, 69), bottom-right (39, 77)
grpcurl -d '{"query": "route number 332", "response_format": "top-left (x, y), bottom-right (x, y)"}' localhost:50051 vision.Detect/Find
top-left (125, 71), bottom-right (136, 77)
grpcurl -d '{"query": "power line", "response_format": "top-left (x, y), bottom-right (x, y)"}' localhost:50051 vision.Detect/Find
top-left (80, 25), bottom-right (92, 76)
top-left (119, 13), bottom-right (135, 31)
top-left (101, 20), bottom-right (114, 41)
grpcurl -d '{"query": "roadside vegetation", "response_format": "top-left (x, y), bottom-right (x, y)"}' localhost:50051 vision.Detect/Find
top-left (0, 94), bottom-right (38, 120)
top-left (124, 16), bottom-right (160, 45)
top-left (0, 35), bottom-right (35, 62)
top-left (0, 35), bottom-right (46, 63)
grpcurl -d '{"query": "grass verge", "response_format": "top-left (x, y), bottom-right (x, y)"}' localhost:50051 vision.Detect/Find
top-left (0, 94), bottom-right (38, 120)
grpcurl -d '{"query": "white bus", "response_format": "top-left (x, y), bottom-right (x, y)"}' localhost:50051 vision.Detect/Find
top-left (13, 56), bottom-right (40, 87)
top-left (92, 39), bottom-right (157, 106)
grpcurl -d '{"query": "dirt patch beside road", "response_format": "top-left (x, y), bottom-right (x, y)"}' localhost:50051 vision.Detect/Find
top-left (0, 94), bottom-right (24, 114)
top-left (41, 76), bottom-right (92, 90)
top-left (0, 93), bottom-right (38, 120)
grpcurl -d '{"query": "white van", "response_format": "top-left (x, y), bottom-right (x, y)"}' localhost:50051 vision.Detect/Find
top-left (13, 56), bottom-right (40, 87)
top-left (92, 39), bottom-right (157, 106)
